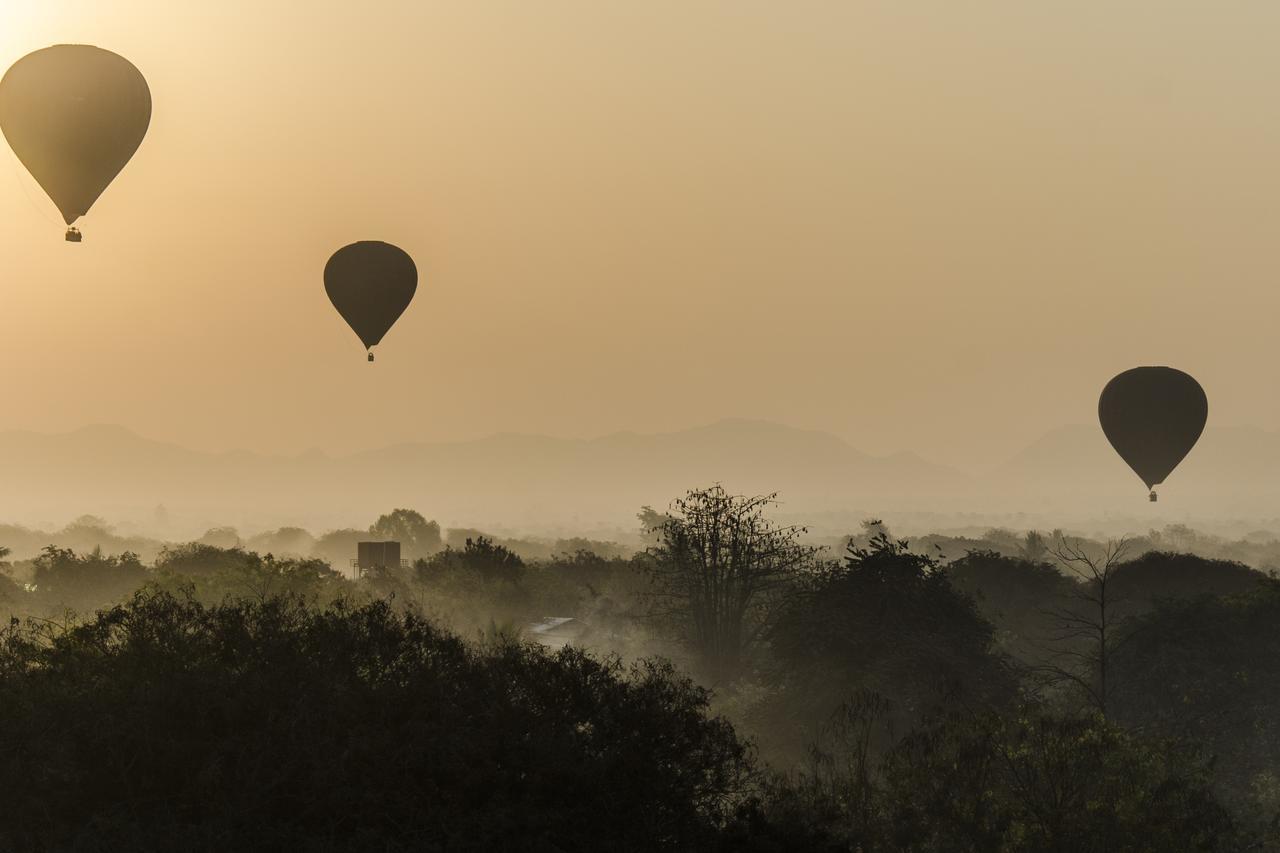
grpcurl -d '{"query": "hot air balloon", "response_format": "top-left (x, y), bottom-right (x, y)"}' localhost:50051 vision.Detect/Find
top-left (0, 45), bottom-right (151, 242)
top-left (324, 241), bottom-right (417, 362)
top-left (1098, 366), bottom-right (1207, 502)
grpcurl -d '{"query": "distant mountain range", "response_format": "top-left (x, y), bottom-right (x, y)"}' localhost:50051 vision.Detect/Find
top-left (1, 420), bottom-right (1278, 535)
top-left (0, 420), bottom-right (966, 533)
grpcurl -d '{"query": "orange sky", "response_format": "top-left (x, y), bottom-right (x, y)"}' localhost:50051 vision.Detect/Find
top-left (2, 1), bottom-right (1280, 470)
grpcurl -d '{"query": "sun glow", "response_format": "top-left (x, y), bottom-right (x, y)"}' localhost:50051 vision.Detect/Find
top-left (0, 2), bottom-right (120, 69)
top-left (0, 4), bottom-right (41, 66)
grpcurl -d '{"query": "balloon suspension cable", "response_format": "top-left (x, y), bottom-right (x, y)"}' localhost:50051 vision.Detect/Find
top-left (1149, 490), bottom-right (1158, 503)
top-left (7, 156), bottom-right (61, 229)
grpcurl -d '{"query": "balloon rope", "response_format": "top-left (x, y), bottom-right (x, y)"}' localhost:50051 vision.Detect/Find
top-left (6, 154), bottom-right (60, 227)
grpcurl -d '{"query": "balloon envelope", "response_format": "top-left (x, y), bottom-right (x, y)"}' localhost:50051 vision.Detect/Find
top-left (1098, 366), bottom-right (1207, 491)
top-left (0, 45), bottom-right (151, 226)
top-left (324, 242), bottom-right (417, 352)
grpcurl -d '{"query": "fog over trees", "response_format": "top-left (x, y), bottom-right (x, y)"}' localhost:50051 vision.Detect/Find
top-left (6, 2), bottom-right (1280, 847)
top-left (2, 484), bottom-right (1279, 849)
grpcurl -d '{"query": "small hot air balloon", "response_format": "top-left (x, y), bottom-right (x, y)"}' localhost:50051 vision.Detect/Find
top-left (324, 241), bottom-right (417, 362)
top-left (1098, 366), bottom-right (1207, 502)
top-left (0, 45), bottom-right (151, 242)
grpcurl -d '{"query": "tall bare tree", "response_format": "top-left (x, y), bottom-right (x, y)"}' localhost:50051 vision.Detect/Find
top-left (1039, 536), bottom-right (1130, 717)
top-left (644, 485), bottom-right (818, 682)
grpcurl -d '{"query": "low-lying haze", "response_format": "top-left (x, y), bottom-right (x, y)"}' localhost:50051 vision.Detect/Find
top-left (3, 418), bottom-right (1279, 543)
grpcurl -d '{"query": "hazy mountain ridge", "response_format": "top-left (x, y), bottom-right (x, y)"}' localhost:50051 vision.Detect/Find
top-left (6, 419), bottom-right (1280, 534)
top-left (0, 419), bottom-right (967, 531)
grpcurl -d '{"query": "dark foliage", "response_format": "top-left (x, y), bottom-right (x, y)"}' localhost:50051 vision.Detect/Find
top-left (0, 553), bottom-right (17, 610)
top-left (763, 535), bottom-right (1015, 765)
top-left (946, 550), bottom-right (1075, 669)
top-left (739, 704), bottom-right (1245, 852)
top-left (1111, 579), bottom-right (1280, 824)
top-left (2, 510), bottom-right (1278, 850)
top-left (1110, 550), bottom-right (1265, 619)
top-left (877, 710), bottom-right (1243, 852)
top-left (421, 536), bottom-right (525, 584)
top-left (645, 486), bottom-right (818, 683)
top-left (30, 545), bottom-right (148, 614)
top-left (0, 591), bottom-right (755, 852)
top-left (155, 542), bottom-right (258, 576)
top-left (370, 508), bottom-right (443, 559)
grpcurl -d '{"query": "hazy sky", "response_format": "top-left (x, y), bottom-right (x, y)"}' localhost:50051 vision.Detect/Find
top-left (3, 1), bottom-right (1279, 470)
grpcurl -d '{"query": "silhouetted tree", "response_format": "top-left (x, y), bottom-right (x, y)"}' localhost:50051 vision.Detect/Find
top-left (152, 546), bottom-right (347, 606)
top-left (947, 550), bottom-right (1075, 670)
top-left (1111, 579), bottom-right (1280, 827)
top-left (764, 534), bottom-right (1014, 766)
top-left (369, 508), bottom-right (442, 559)
top-left (550, 547), bottom-right (628, 581)
top-left (30, 546), bottom-right (148, 614)
top-left (1110, 551), bottom-right (1265, 619)
top-left (645, 486), bottom-right (818, 682)
top-left (637, 505), bottom-right (672, 546)
top-left (880, 709), bottom-right (1243, 852)
top-left (0, 554), bottom-right (18, 613)
top-left (0, 591), bottom-right (756, 851)
top-left (1021, 530), bottom-right (1049, 562)
top-left (1042, 537), bottom-right (1130, 717)
top-left (741, 700), bottom-right (1246, 851)
top-left (155, 542), bottom-right (256, 576)
top-left (421, 536), bottom-right (525, 584)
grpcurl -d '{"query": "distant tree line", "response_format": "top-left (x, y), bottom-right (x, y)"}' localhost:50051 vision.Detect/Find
top-left (1, 486), bottom-right (1279, 848)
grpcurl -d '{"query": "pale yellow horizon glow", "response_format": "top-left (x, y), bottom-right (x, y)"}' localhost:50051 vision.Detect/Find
top-left (2, 1), bottom-right (1280, 473)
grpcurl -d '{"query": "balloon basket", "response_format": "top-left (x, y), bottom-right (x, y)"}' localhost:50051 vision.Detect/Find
top-left (367, 352), bottom-right (375, 363)
top-left (65, 228), bottom-right (82, 243)
top-left (1149, 490), bottom-right (1158, 503)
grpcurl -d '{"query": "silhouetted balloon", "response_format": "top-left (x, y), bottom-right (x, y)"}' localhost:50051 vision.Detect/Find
top-left (1098, 366), bottom-right (1207, 499)
top-left (0, 45), bottom-right (151, 239)
top-left (324, 242), bottom-right (417, 361)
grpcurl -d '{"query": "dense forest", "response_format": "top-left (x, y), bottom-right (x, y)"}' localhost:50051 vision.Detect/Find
top-left (2, 487), bottom-right (1278, 850)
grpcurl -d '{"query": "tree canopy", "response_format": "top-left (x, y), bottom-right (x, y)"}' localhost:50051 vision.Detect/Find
top-left (764, 534), bottom-right (1015, 764)
top-left (370, 508), bottom-right (443, 559)
top-left (0, 590), bottom-right (755, 852)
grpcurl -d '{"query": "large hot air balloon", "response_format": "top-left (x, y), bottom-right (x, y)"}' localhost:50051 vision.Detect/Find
top-left (1098, 366), bottom-right (1207, 502)
top-left (324, 241), bottom-right (417, 362)
top-left (0, 45), bottom-right (151, 242)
